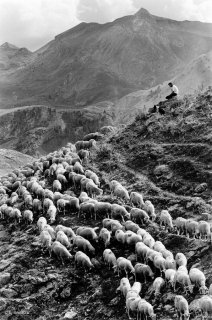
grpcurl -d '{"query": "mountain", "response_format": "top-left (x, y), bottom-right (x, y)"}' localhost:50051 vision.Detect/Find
top-left (0, 8), bottom-right (212, 108)
top-left (0, 42), bottom-right (32, 71)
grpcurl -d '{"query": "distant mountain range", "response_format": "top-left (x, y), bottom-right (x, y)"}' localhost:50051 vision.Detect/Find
top-left (0, 8), bottom-right (212, 109)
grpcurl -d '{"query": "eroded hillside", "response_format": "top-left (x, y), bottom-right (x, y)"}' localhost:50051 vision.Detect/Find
top-left (0, 91), bottom-right (212, 320)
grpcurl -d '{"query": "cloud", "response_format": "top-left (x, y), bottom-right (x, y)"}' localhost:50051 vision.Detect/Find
top-left (0, 0), bottom-right (80, 51)
top-left (76, 0), bottom-right (135, 23)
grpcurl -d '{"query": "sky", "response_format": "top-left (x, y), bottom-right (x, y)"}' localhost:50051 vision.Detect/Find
top-left (0, 0), bottom-right (212, 52)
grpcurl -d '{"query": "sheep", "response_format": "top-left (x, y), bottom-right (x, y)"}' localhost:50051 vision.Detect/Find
top-left (160, 210), bottom-right (173, 231)
top-left (43, 224), bottom-right (56, 240)
top-left (78, 149), bottom-right (90, 163)
top-left (126, 296), bottom-right (142, 319)
top-left (103, 249), bottom-right (117, 270)
top-left (130, 208), bottom-right (149, 224)
top-left (153, 241), bottom-right (166, 253)
top-left (73, 161), bottom-right (84, 174)
top-left (43, 198), bottom-right (54, 213)
top-left (44, 189), bottom-right (54, 201)
top-left (23, 210), bottom-right (33, 224)
top-left (131, 281), bottom-right (142, 295)
top-left (137, 299), bottom-right (156, 320)
top-left (76, 226), bottom-right (98, 242)
top-left (32, 199), bottom-right (42, 214)
top-left (40, 230), bottom-right (52, 255)
top-left (114, 257), bottom-right (135, 278)
top-left (37, 217), bottom-right (47, 232)
top-left (162, 249), bottom-right (174, 260)
top-left (69, 197), bottom-right (80, 213)
top-left (143, 233), bottom-right (155, 249)
top-left (189, 267), bottom-right (208, 294)
top-left (173, 269), bottom-right (193, 294)
top-left (175, 217), bottom-right (187, 235)
top-left (57, 173), bottom-right (67, 186)
top-left (79, 191), bottom-right (90, 203)
top-left (175, 253), bottom-right (187, 267)
top-left (79, 202), bottom-right (95, 219)
top-left (75, 251), bottom-right (94, 270)
top-left (185, 219), bottom-right (199, 239)
top-left (152, 277), bottom-right (165, 297)
top-left (137, 228), bottom-right (148, 238)
top-left (24, 194), bottom-right (33, 209)
top-left (99, 228), bottom-right (111, 247)
top-left (56, 230), bottom-right (71, 248)
top-left (209, 284), bottom-right (212, 295)
top-left (72, 235), bottom-right (95, 255)
top-left (134, 263), bottom-right (154, 283)
top-left (113, 185), bottom-right (130, 202)
top-left (165, 256), bottom-right (176, 270)
top-left (52, 180), bottom-right (62, 192)
top-left (10, 192), bottom-right (19, 205)
top-left (165, 269), bottom-right (177, 288)
top-left (57, 198), bottom-right (69, 215)
top-left (51, 241), bottom-right (73, 265)
top-left (116, 277), bottom-right (131, 298)
top-left (145, 200), bottom-right (156, 221)
top-left (124, 220), bottom-right (140, 233)
top-left (110, 180), bottom-right (121, 195)
top-left (199, 295), bottom-right (212, 319)
top-left (178, 266), bottom-right (188, 274)
top-left (111, 204), bottom-right (130, 221)
top-left (199, 221), bottom-right (211, 241)
top-left (111, 220), bottom-right (124, 234)
top-left (125, 232), bottom-right (143, 247)
top-left (135, 242), bottom-right (151, 262)
top-left (174, 295), bottom-right (190, 320)
top-left (102, 218), bottom-right (119, 229)
top-left (153, 255), bottom-right (166, 275)
top-left (80, 177), bottom-right (93, 192)
top-left (130, 191), bottom-right (144, 208)
top-left (89, 172), bottom-right (100, 186)
top-left (47, 205), bottom-right (57, 224)
top-left (55, 225), bottom-right (75, 238)
top-left (86, 180), bottom-right (103, 198)
top-left (115, 229), bottom-right (126, 245)
top-left (94, 202), bottom-right (112, 220)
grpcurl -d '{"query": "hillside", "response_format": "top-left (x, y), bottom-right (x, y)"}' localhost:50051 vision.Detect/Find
top-left (0, 90), bottom-right (212, 320)
top-left (0, 42), bottom-right (33, 70)
top-left (0, 8), bottom-right (212, 108)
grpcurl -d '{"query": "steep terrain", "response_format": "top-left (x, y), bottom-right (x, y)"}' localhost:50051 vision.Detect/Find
top-left (0, 90), bottom-right (212, 320)
top-left (0, 8), bottom-right (212, 108)
top-left (0, 104), bottom-right (113, 156)
top-left (0, 42), bottom-right (33, 70)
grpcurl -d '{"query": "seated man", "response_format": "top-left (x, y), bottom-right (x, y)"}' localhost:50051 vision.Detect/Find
top-left (166, 82), bottom-right (179, 100)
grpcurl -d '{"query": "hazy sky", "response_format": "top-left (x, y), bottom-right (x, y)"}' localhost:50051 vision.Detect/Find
top-left (0, 0), bottom-right (212, 51)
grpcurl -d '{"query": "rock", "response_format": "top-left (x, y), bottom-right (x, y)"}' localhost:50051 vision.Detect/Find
top-left (195, 183), bottom-right (208, 193)
top-left (0, 230), bottom-right (9, 240)
top-left (0, 273), bottom-right (11, 287)
top-left (0, 288), bottom-right (18, 298)
top-left (0, 259), bottom-right (11, 272)
top-left (0, 298), bottom-right (7, 311)
top-left (63, 310), bottom-right (77, 319)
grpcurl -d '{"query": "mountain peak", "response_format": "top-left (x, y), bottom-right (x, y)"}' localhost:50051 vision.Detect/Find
top-left (134, 7), bottom-right (151, 19)
top-left (0, 42), bottom-right (19, 50)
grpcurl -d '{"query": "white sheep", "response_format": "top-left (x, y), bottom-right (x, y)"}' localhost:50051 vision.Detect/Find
top-left (137, 228), bottom-right (148, 238)
top-left (173, 270), bottom-right (193, 294)
top-left (137, 299), bottom-right (156, 320)
top-left (175, 253), bottom-right (187, 267)
top-left (185, 219), bottom-right (199, 239)
top-left (126, 232), bottom-right (142, 246)
top-left (143, 233), bottom-right (155, 249)
top-left (152, 277), bottom-right (165, 297)
top-left (116, 277), bottom-right (131, 298)
top-left (175, 217), bottom-right (187, 235)
top-left (43, 224), bottom-right (56, 239)
top-left (47, 205), bottom-right (57, 224)
top-left (115, 229), bottom-right (126, 245)
top-left (135, 242), bottom-right (151, 262)
top-left (113, 185), bottom-right (130, 202)
top-left (110, 180), bottom-right (121, 195)
top-left (40, 230), bottom-right (52, 255)
top-left (189, 267), bottom-right (208, 294)
top-left (153, 241), bottom-right (166, 253)
top-left (130, 191), bottom-right (144, 208)
top-left (124, 220), bottom-right (140, 233)
top-left (43, 198), bottom-right (54, 213)
top-left (153, 255), bottom-right (166, 275)
top-left (56, 230), bottom-right (71, 248)
top-left (111, 220), bottom-right (124, 234)
top-left (174, 295), bottom-right (190, 320)
top-left (145, 200), bottom-right (156, 221)
top-left (79, 202), bottom-right (95, 219)
top-left (37, 217), bottom-right (47, 232)
top-left (165, 269), bottom-right (177, 288)
top-left (99, 228), bottom-right (111, 247)
top-left (55, 225), bottom-right (75, 238)
top-left (73, 161), bottom-right (84, 174)
top-left (165, 256), bottom-right (176, 270)
top-left (126, 296), bottom-right (141, 319)
top-left (131, 281), bottom-right (142, 295)
top-left (114, 257), bottom-right (135, 278)
top-left (94, 202), bottom-right (111, 220)
top-left (86, 180), bottom-right (103, 198)
top-left (199, 295), bottom-right (212, 319)
top-left (111, 203), bottom-right (130, 221)
top-left (199, 221), bottom-right (211, 242)
top-left (209, 283), bottom-right (212, 295)
top-left (75, 251), bottom-right (94, 270)
top-left (51, 241), bottom-right (73, 265)
top-left (23, 210), bottom-right (33, 224)
top-left (134, 263), bottom-right (154, 283)
top-left (160, 210), bottom-right (173, 231)
top-left (103, 249), bottom-right (117, 270)
top-left (76, 226), bottom-right (98, 242)
top-left (130, 208), bottom-right (149, 224)
top-left (72, 235), bottom-right (95, 255)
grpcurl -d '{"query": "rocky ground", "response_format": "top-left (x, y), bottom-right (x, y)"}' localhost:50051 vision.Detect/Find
top-left (0, 90), bottom-right (212, 320)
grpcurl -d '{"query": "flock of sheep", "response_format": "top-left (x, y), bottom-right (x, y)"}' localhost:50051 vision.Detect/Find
top-left (0, 135), bottom-right (212, 320)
